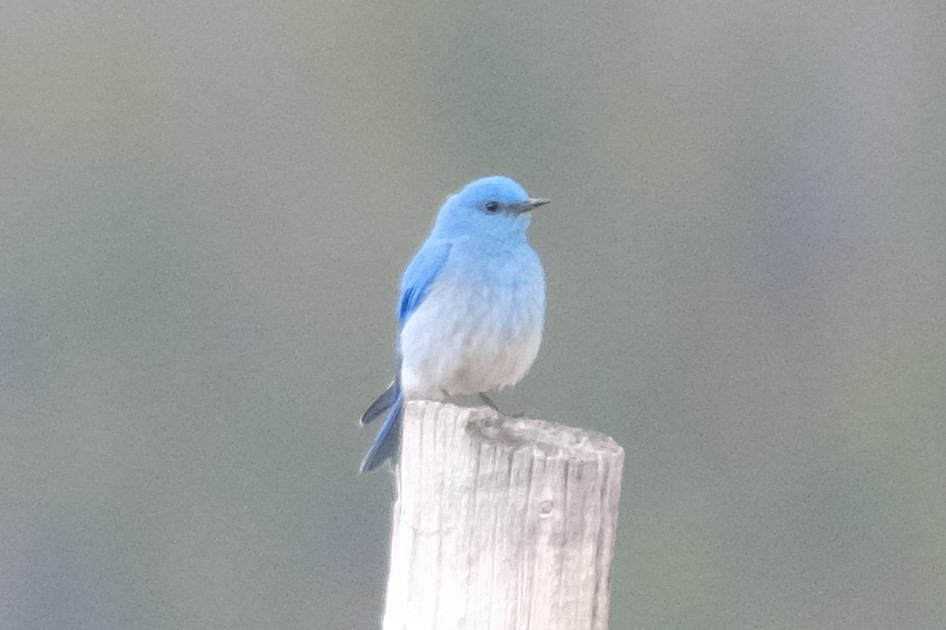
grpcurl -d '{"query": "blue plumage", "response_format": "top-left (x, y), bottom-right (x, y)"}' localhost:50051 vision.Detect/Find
top-left (360, 176), bottom-right (548, 472)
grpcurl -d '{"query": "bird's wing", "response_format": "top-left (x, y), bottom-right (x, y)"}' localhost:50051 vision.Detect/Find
top-left (360, 240), bottom-right (450, 472)
top-left (396, 239), bottom-right (451, 327)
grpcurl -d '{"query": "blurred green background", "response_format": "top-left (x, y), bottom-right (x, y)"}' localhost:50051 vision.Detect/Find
top-left (2, 0), bottom-right (945, 628)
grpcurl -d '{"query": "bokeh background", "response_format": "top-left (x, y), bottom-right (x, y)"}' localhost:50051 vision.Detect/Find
top-left (2, 0), bottom-right (945, 628)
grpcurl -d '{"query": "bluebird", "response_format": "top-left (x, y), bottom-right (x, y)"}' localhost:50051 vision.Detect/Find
top-left (359, 176), bottom-right (549, 472)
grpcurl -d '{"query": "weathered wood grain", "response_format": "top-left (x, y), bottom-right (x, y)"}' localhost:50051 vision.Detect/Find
top-left (382, 401), bottom-right (624, 630)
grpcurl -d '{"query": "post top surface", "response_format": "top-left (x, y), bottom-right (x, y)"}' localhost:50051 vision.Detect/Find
top-left (405, 400), bottom-right (624, 462)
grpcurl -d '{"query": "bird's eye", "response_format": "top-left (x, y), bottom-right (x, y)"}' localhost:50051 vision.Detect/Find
top-left (484, 201), bottom-right (500, 213)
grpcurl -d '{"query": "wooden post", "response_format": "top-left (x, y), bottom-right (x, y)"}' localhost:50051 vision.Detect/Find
top-left (382, 401), bottom-right (625, 630)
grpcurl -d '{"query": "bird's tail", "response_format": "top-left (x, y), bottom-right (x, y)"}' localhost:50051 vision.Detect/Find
top-left (360, 381), bottom-right (398, 426)
top-left (359, 385), bottom-right (404, 473)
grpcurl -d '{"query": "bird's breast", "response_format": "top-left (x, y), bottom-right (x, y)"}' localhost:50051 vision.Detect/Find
top-left (398, 244), bottom-right (545, 399)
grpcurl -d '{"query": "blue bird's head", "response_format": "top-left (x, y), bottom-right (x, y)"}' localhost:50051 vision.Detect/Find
top-left (431, 176), bottom-right (549, 241)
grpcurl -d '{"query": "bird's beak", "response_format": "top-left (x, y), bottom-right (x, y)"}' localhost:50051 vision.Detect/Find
top-left (517, 197), bottom-right (550, 213)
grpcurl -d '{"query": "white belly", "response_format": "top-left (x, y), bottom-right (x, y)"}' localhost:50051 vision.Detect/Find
top-left (398, 248), bottom-right (545, 400)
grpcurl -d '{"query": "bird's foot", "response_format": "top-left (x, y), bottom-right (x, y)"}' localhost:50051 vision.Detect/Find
top-left (478, 393), bottom-right (499, 411)
top-left (477, 393), bottom-right (525, 418)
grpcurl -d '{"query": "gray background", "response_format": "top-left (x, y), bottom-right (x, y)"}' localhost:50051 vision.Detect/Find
top-left (2, 1), bottom-right (945, 628)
